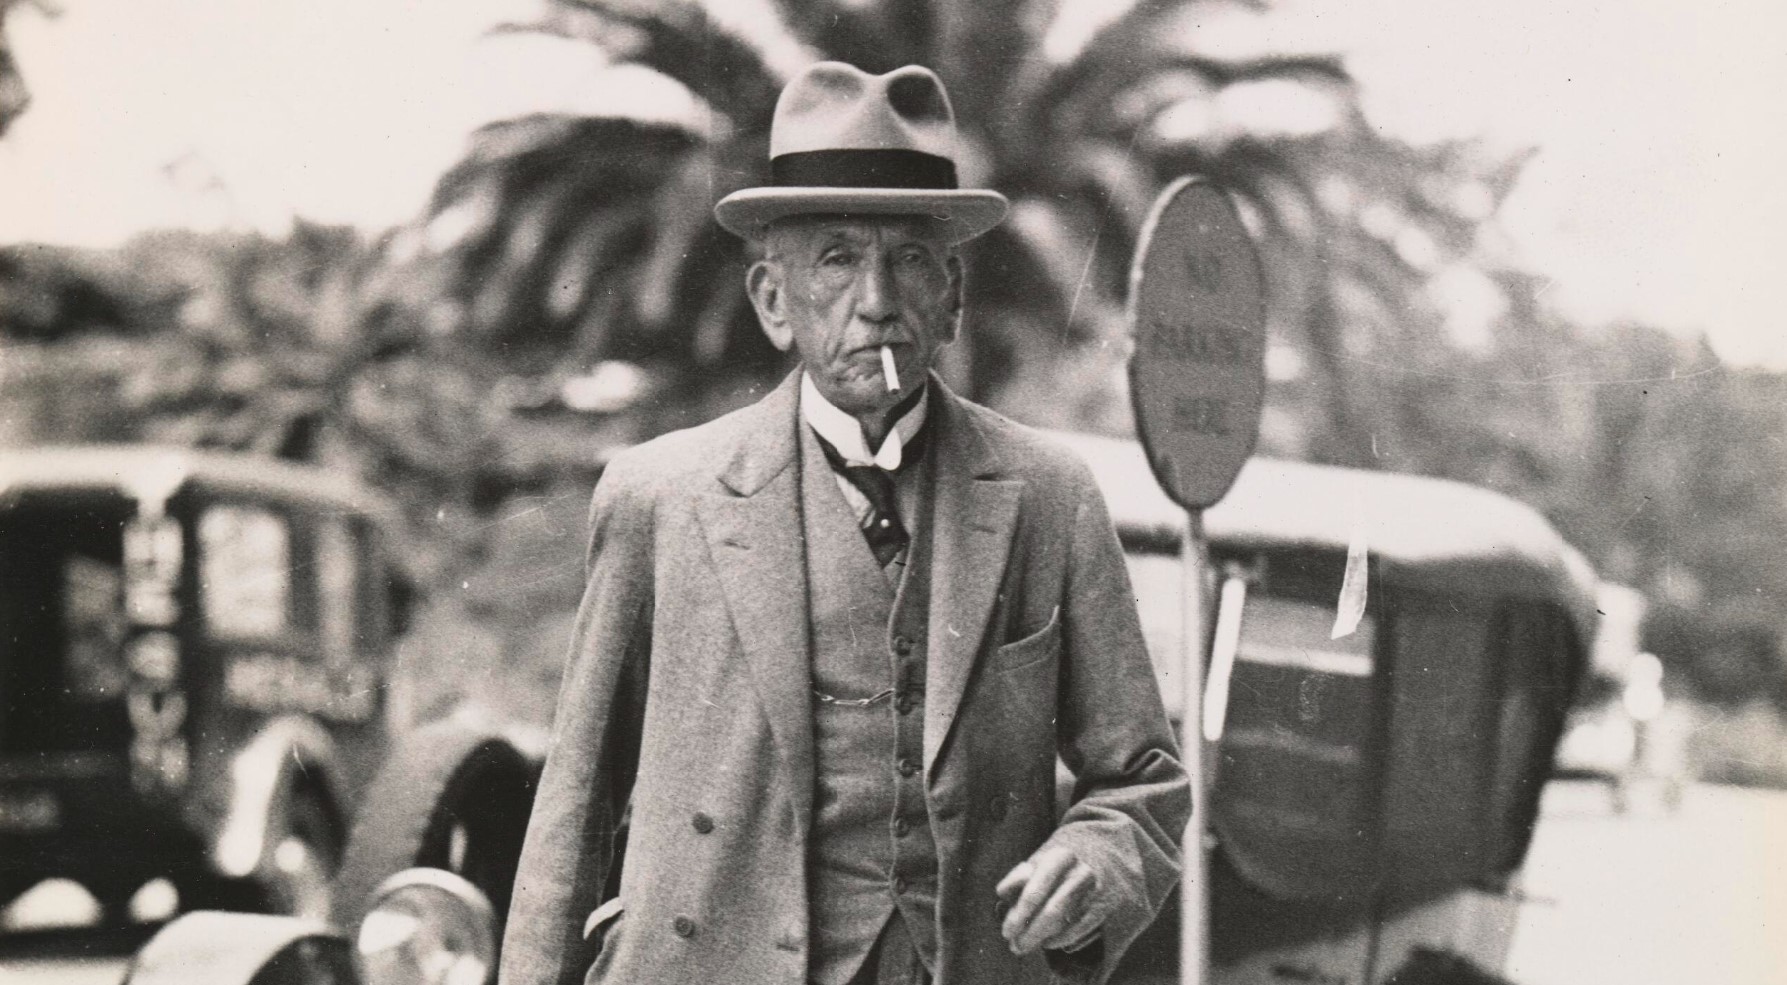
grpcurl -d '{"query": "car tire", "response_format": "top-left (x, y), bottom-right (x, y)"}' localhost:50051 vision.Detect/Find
top-left (1384, 946), bottom-right (1520, 984)
top-left (331, 718), bottom-right (538, 932)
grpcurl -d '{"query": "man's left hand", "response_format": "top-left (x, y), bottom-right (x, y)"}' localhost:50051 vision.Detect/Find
top-left (995, 844), bottom-right (1107, 955)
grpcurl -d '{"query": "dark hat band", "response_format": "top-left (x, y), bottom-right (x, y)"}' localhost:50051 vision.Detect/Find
top-left (770, 149), bottom-right (958, 190)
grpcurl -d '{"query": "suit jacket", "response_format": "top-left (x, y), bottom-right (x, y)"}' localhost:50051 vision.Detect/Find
top-left (499, 371), bottom-right (1189, 985)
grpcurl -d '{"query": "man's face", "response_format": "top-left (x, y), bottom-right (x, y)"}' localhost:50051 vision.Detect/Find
top-left (747, 215), bottom-right (962, 418)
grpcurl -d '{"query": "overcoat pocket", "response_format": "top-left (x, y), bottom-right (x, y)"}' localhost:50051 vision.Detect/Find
top-left (992, 606), bottom-right (1061, 673)
top-left (583, 896), bottom-right (625, 948)
top-left (583, 897), bottom-right (626, 985)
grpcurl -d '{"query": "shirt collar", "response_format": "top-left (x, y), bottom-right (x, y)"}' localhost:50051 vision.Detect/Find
top-left (800, 372), bottom-right (928, 470)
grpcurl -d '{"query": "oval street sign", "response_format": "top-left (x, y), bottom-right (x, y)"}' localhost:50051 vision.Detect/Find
top-left (1127, 176), bottom-right (1267, 510)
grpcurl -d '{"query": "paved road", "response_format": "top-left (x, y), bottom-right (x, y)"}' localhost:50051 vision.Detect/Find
top-left (5, 781), bottom-right (1783, 984)
top-left (0, 957), bottom-right (129, 985)
top-left (1506, 780), bottom-right (1787, 985)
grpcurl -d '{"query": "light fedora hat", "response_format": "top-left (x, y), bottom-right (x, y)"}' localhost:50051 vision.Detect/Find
top-left (714, 62), bottom-right (1009, 244)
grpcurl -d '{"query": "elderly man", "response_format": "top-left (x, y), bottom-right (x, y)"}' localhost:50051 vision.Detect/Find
top-left (500, 62), bottom-right (1188, 985)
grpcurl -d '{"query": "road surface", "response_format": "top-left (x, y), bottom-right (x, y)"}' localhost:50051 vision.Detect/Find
top-left (1506, 780), bottom-right (1787, 985)
top-left (4, 781), bottom-right (1783, 984)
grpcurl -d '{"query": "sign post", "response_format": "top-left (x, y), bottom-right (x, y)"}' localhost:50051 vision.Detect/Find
top-left (1126, 175), bottom-right (1266, 985)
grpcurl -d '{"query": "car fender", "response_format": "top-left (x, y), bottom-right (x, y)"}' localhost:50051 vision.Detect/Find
top-left (208, 715), bottom-right (346, 879)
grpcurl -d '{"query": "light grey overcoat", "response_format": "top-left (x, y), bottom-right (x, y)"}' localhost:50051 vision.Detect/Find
top-left (499, 372), bottom-right (1189, 985)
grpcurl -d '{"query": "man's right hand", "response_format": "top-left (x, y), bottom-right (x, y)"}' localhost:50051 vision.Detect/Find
top-left (995, 844), bottom-right (1107, 955)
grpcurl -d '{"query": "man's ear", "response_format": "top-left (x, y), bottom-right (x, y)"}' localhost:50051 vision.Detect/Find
top-left (940, 253), bottom-right (964, 344)
top-left (747, 259), bottom-right (794, 352)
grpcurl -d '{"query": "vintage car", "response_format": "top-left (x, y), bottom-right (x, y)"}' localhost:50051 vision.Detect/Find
top-left (120, 436), bottom-right (1598, 985)
top-left (1062, 433), bottom-right (1598, 985)
top-left (1551, 584), bottom-right (1685, 813)
top-left (0, 445), bottom-right (521, 931)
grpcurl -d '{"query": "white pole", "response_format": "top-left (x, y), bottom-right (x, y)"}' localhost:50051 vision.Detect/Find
top-left (1180, 510), bottom-right (1209, 985)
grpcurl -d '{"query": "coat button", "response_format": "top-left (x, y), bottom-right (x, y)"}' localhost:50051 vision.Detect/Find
top-left (673, 915), bottom-right (697, 938)
top-left (893, 876), bottom-right (908, 894)
top-left (897, 757), bottom-right (919, 778)
top-left (692, 812), bottom-right (714, 834)
top-left (896, 694), bottom-right (915, 715)
top-left (894, 817), bottom-right (910, 837)
top-left (892, 636), bottom-right (914, 656)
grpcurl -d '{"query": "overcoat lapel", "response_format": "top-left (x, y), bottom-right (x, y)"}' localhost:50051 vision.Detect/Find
top-left (695, 373), bottom-right (815, 835)
top-left (925, 380), bottom-right (1022, 773)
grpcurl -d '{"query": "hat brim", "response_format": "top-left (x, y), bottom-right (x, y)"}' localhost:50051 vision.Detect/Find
top-left (714, 188), bottom-right (1009, 244)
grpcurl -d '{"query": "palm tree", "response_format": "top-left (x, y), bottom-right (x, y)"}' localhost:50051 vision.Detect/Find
top-left (0, 0), bottom-right (55, 138)
top-left (407, 0), bottom-right (1527, 458)
top-left (1, 225), bottom-right (498, 555)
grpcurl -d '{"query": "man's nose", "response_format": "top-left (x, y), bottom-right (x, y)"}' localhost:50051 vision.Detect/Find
top-left (855, 253), bottom-right (898, 323)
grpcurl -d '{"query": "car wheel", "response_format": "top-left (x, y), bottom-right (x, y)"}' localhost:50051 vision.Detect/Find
top-left (331, 718), bottom-right (538, 932)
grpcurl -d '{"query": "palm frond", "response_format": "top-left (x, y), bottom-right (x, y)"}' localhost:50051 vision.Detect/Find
top-left (555, 0), bottom-right (803, 124)
top-left (632, 155), bottom-right (723, 330)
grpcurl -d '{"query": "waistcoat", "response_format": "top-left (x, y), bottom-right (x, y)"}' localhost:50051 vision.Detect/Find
top-left (799, 422), bottom-right (939, 985)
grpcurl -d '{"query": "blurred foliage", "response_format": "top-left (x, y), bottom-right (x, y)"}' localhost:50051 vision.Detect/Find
top-left (0, 0), bottom-right (41, 139)
top-left (1378, 318), bottom-right (1787, 712)
top-left (1688, 700), bottom-right (1787, 789)
top-left (412, 0), bottom-right (1527, 447)
top-left (1, 0), bottom-right (1783, 750)
top-left (0, 227), bottom-right (503, 580)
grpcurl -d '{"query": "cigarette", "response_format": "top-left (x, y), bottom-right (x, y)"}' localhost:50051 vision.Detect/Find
top-left (880, 345), bottom-right (901, 393)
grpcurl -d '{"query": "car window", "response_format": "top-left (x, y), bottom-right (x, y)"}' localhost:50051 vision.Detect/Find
top-left (1223, 594), bottom-right (1378, 825)
top-left (62, 554), bottom-right (127, 701)
top-left (1213, 593), bottom-right (1381, 898)
top-left (200, 505), bottom-right (291, 638)
top-left (1379, 606), bottom-right (1494, 887)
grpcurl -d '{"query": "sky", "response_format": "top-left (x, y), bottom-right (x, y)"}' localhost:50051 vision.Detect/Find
top-left (1297, 0), bottom-right (1787, 370)
top-left (1, 0), bottom-right (1783, 368)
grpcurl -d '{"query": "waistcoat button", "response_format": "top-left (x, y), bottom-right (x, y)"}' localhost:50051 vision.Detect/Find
top-left (692, 812), bottom-right (714, 834)
top-left (898, 757), bottom-right (919, 777)
top-left (894, 817), bottom-right (910, 837)
top-left (892, 636), bottom-right (915, 656)
top-left (673, 915), bottom-right (697, 938)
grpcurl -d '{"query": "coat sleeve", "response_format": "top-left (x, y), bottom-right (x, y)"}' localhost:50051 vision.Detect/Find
top-left (499, 460), bottom-right (655, 985)
top-left (1041, 462), bottom-right (1192, 984)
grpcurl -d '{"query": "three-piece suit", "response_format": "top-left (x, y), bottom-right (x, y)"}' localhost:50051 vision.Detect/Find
top-left (499, 371), bottom-right (1189, 985)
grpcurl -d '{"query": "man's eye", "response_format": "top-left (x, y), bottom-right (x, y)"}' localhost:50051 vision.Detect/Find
top-left (821, 251), bottom-right (856, 267)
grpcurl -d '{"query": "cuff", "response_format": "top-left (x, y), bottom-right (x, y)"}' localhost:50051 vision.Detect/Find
top-left (1044, 935), bottom-right (1106, 983)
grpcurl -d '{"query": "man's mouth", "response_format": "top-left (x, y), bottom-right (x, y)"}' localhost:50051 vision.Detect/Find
top-left (850, 341), bottom-right (906, 359)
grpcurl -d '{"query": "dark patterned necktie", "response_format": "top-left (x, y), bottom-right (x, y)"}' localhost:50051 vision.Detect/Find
top-left (839, 463), bottom-right (907, 567)
top-left (814, 388), bottom-right (926, 568)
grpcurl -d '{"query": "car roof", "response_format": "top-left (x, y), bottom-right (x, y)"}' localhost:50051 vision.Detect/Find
top-left (0, 445), bottom-right (397, 521)
top-left (1051, 430), bottom-right (1600, 630)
